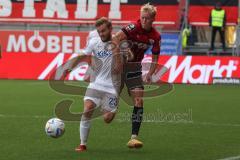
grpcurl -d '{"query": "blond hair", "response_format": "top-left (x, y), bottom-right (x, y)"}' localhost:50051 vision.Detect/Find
top-left (95, 17), bottom-right (112, 28)
top-left (141, 3), bottom-right (157, 17)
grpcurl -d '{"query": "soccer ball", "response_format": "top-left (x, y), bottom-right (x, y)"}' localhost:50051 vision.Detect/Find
top-left (45, 118), bottom-right (65, 138)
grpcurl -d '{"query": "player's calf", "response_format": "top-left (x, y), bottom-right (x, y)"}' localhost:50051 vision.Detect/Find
top-left (77, 99), bottom-right (96, 152)
top-left (129, 88), bottom-right (144, 146)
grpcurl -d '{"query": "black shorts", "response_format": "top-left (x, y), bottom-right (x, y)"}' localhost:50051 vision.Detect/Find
top-left (121, 62), bottom-right (144, 91)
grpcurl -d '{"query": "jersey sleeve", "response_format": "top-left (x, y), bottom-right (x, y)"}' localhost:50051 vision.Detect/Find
top-left (151, 35), bottom-right (161, 55)
top-left (121, 23), bottom-right (136, 38)
top-left (86, 30), bottom-right (99, 44)
top-left (82, 38), bottom-right (95, 55)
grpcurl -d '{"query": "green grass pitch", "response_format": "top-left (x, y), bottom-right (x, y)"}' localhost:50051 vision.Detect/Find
top-left (0, 80), bottom-right (240, 160)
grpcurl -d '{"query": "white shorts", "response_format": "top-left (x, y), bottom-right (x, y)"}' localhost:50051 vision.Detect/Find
top-left (84, 88), bottom-right (119, 113)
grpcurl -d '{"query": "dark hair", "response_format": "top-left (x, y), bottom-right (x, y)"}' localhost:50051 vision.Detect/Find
top-left (95, 17), bottom-right (112, 28)
top-left (215, 2), bottom-right (222, 7)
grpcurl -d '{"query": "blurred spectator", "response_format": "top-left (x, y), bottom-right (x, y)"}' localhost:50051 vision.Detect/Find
top-left (226, 26), bottom-right (237, 47)
top-left (188, 25), bottom-right (197, 46)
top-left (182, 26), bottom-right (190, 49)
top-left (209, 2), bottom-right (226, 51)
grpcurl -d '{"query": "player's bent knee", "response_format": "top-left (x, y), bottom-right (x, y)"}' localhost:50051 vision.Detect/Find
top-left (104, 117), bottom-right (112, 124)
top-left (103, 112), bottom-right (115, 124)
top-left (83, 100), bottom-right (95, 118)
top-left (134, 97), bottom-right (143, 107)
top-left (83, 111), bottom-right (92, 119)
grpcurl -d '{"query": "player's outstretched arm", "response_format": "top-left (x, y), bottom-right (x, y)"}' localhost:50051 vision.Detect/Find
top-left (149, 54), bottom-right (159, 75)
top-left (145, 35), bottom-right (161, 83)
top-left (66, 37), bottom-right (95, 74)
top-left (65, 52), bottom-right (86, 74)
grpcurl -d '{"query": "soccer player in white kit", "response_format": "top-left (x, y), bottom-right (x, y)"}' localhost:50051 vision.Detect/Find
top-left (74, 17), bottom-right (121, 152)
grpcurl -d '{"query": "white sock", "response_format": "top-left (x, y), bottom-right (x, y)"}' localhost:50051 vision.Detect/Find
top-left (131, 134), bottom-right (137, 139)
top-left (80, 115), bottom-right (91, 145)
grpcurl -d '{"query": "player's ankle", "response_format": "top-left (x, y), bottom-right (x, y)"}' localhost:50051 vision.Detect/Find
top-left (80, 143), bottom-right (87, 146)
top-left (131, 134), bottom-right (138, 139)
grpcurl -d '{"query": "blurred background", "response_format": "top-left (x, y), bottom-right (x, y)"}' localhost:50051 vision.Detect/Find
top-left (1, 2), bottom-right (240, 160)
top-left (0, 0), bottom-right (239, 83)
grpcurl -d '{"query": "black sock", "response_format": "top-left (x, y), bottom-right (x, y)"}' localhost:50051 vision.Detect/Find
top-left (132, 106), bottom-right (143, 136)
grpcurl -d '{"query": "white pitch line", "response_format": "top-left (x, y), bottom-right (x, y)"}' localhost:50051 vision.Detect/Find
top-left (1, 114), bottom-right (240, 128)
top-left (115, 119), bottom-right (240, 127)
top-left (217, 155), bottom-right (240, 160)
top-left (0, 114), bottom-right (49, 119)
top-left (194, 122), bottom-right (240, 127)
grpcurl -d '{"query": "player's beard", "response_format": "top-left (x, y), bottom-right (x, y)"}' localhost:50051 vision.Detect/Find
top-left (101, 34), bottom-right (111, 42)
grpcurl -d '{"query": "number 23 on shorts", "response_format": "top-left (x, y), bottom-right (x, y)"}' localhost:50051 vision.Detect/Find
top-left (108, 97), bottom-right (118, 108)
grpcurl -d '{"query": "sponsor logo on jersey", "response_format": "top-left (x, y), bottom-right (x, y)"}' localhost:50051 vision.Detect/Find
top-left (96, 50), bottom-right (112, 58)
top-left (126, 24), bottom-right (135, 31)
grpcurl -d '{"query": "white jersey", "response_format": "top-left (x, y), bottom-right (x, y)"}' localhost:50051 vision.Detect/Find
top-left (87, 30), bottom-right (99, 42)
top-left (82, 36), bottom-right (120, 95)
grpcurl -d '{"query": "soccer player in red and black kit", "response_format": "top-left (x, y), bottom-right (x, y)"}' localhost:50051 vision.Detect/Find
top-left (112, 3), bottom-right (160, 148)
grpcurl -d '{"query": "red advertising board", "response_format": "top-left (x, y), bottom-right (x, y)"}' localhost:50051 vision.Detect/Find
top-left (0, 30), bottom-right (88, 54)
top-left (143, 55), bottom-right (240, 84)
top-left (0, 30), bottom-right (240, 84)
top-left (1, 53), bottom-right (240, 84)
